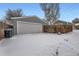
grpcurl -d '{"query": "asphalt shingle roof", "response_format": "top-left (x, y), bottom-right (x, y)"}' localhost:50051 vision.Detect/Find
top-left (11, 16), bottom-right (44, 24)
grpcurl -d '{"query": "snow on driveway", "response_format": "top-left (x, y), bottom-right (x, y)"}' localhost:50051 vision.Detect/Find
top-left (0, 30), bottom-right (79, 56)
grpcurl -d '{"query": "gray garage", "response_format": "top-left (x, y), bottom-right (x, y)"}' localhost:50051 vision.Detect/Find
top-left (11, 16), bottom-right (44, 35)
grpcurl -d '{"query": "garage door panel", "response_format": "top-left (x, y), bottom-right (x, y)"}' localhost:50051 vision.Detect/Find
top-left (17, 21), bottom-right (42, 34)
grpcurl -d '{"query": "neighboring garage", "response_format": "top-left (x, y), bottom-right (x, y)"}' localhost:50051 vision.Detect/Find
top-left (11, 16), bottom-right (44, 35)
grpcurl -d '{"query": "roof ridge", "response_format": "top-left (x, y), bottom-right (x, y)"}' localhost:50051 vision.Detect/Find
top-left (11, 16), bottom-right (37, 19)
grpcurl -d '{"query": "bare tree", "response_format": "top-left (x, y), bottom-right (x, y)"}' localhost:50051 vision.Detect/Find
top-left (40, 3), bottom-right (50, 21)
top-left (40, 3), bottom-right (60, 25)
top-left (5, 9), bottom-right (23, 20)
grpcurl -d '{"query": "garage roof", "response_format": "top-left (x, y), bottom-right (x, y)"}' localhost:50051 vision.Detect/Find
top-left (11, 16), bottom-right (44, 24)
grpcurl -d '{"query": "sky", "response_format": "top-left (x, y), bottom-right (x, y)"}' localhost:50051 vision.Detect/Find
top-left (0, 3), bottom-right (79, 22)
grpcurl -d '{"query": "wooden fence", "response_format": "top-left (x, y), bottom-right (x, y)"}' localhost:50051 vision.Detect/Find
top-left (0, 22), bottom-right (4, 40)
top-left (43, 24), bottom-right (73, 33)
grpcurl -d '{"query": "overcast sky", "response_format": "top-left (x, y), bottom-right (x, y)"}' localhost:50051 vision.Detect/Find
top-left (0, 3), bottom-right (79, 22)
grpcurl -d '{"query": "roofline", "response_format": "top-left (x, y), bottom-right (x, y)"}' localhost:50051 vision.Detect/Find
top-left (57, 20), bottom-right (72, 23)
top-left (11, 16), bottom-right (39, 19)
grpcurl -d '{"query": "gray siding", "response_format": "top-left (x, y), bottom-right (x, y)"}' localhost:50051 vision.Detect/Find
top-left (11, 16), bottom-right (43, 35)
top-left (13, 20), bottom-right (17, 35)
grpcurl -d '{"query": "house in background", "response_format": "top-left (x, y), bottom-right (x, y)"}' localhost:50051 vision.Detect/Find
top-left (10, 16), bottom-right (44, 35)
top-left (72, 18), bottom-right (79, 29)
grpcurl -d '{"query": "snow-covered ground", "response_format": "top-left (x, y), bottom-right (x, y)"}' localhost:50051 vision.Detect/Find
top-left (0, 30), bottom-right (79, 56)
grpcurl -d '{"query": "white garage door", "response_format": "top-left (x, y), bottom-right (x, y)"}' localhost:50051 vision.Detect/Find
top-left (17, 21), bottom-right (43, 34)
